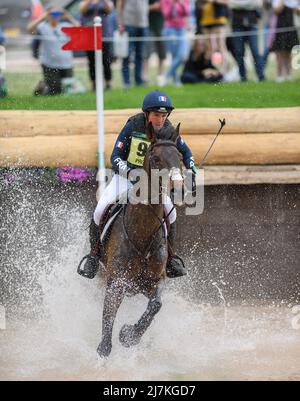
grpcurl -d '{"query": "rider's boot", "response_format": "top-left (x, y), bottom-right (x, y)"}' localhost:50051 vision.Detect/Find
top-left (78, 219), bottom-right (101, 279)
top-left (166, 222), bottom-right (187, 278)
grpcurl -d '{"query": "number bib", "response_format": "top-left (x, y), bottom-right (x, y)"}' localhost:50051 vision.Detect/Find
top-left (127, 132), bottom-right (151, 167)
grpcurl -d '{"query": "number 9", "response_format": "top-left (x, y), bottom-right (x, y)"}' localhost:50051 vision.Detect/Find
top-left (137, 142), bottom-right (149, 157)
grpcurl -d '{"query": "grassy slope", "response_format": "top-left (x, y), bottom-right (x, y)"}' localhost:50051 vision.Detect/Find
top-left (1, 69), bottom-right (300, 110)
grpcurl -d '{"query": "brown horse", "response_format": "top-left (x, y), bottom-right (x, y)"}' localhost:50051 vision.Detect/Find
top-left (97, 122), bottom-right (183, 358)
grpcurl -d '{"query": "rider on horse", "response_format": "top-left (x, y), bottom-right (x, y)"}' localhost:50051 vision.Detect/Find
top-left (79, 90), bottom-right (196, 280)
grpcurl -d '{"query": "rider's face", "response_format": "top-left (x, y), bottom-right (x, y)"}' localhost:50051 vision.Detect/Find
top-left (147, 111), bottom-right (168, 130)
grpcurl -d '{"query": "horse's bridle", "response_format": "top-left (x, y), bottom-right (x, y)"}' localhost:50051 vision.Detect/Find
top-left (147, 140), bottom-right (182, 170)
top-left (122, 140), bottom-right (182, 261)
top-left (122, 202), bottom-right (174, 261)
top-left (147, 140), bottom-right (183, 199)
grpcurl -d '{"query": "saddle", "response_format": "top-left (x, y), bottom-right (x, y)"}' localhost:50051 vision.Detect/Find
top-left (98, 200), bottom-right (175, 265)
top-left (99, 202), bottom-right (124, 244)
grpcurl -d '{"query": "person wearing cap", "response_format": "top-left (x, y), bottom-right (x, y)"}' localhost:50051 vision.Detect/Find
top-left (79, 90), bottom-right (195, 280)
top-left (27, 6), bottom-right (80, 95)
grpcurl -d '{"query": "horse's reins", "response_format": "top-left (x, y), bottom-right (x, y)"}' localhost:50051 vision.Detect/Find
top-left (149, 140), bottom-right (182, 157)
top-left (122, 203), bottom-right (174, 261)
top-left (122, 140), bottom-right (181, 261)
top-left (122, 118), bottom-right (226, 260)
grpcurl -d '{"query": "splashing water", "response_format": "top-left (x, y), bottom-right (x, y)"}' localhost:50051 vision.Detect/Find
top-left (0, 179), bottom-right (300, 381)
top-left (1, 250), bottom-right (299, 381)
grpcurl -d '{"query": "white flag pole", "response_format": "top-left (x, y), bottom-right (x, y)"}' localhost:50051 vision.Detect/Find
top-left (94, 16), bottom-right (106, 196)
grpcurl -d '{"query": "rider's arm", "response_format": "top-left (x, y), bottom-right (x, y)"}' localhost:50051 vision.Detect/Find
top-left (110, 120), bottom-right (133, 175)
top-left (177, 136), bottom-right (195, 171)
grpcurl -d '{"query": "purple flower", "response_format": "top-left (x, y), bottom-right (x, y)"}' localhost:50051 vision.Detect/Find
top-left (1, 173), bottom-right (16, 183)
top-left (56, 166), bottom-right (93, 183)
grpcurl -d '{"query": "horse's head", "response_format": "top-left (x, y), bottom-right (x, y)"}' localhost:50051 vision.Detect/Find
top-left (143, 122), bottom-right (183, 197)
top-left (144, 122), bottom-right (183, 173)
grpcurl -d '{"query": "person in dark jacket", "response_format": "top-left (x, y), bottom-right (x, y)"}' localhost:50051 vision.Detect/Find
top-left (80, 0), bottom-right (114, 91)
top-left (79, 90), bottom-right (196, 280)
top-left (181, 37), bottom-right (223, 83)
top-left (230, 0), bottom-right (265, 81)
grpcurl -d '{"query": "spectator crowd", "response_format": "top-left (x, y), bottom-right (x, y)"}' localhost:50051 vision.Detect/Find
top-left (2, 0), bottom-right (299, 96)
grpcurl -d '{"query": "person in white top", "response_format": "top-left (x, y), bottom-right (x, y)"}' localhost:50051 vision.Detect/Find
top-left (116, 0), bottom-right (149, 88)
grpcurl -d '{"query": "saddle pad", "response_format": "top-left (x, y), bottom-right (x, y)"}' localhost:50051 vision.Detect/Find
top-left (100, 207), bottom-right (123, 243)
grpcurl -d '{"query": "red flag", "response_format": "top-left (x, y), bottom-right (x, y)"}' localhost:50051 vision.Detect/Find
top-left (62, 27), bottom-right (102, 51)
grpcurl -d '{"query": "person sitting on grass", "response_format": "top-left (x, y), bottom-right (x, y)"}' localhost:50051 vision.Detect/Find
top-left (181, 37), bottom-right (223, 84)
top-left (27, 6), bottom-right (80, 96)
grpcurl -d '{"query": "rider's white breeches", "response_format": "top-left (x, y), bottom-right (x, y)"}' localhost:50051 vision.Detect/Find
top-left (93, 174), bottom-right (176, 226)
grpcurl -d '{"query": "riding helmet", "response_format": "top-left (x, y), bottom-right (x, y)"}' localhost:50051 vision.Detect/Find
top-left (142, 90), bottom-right (174, 113)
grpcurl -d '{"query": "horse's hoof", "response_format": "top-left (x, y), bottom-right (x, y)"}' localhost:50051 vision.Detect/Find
top-left (119, 324), bottom-right (140, 348)
top-left (97, 340), bottom-right (112, 358)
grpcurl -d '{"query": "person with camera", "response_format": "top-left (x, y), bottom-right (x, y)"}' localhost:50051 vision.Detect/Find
top-left (27, 6), bottom-right (80, 95)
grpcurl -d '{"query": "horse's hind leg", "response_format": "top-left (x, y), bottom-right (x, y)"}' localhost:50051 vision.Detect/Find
top-left (97, 279), bottom-right (126, 358)
top-left (119, 280), bottom-right (164, 348)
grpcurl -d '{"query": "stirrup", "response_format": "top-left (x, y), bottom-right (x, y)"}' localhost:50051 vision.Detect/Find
top-left (77, 254), bottom-right (100, 279)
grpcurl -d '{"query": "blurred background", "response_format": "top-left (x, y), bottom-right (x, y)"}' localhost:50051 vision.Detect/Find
top-left (1, 0), bottom-right (300, 99)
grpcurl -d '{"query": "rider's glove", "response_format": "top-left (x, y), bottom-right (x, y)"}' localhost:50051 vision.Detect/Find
top-left (188, 159), bottom-right (197, 197)
top-left (188, 158), bottom-right (197, 175)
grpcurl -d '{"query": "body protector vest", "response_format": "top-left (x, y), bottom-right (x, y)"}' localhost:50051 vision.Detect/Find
top-left (127, 113), bottom-right (172, 169)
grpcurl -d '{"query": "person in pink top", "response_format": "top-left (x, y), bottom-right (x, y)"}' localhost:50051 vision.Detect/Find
top-left (158, 0), bottom-right (190, 86)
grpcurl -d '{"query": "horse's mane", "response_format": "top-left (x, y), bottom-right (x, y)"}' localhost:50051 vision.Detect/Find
top-left (156, 123), bottom-right (176, 141)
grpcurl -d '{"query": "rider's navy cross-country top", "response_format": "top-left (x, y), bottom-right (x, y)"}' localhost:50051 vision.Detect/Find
top-left (111, 113), bottom-right (194, 174)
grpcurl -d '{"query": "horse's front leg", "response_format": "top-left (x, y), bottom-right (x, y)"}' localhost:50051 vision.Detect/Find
top-left (97, 278), bottom-right (126, 358)
top-left (119, 280), bottom-right (164, 348)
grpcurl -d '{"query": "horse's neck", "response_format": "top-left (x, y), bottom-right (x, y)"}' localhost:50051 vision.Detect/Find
top-left (124, 170), bottom-right (165, 246)
top-left (125, 202), bottom-right (164, 247)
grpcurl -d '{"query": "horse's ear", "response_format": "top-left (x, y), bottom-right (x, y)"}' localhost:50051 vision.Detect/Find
top-left (171, 123), bottom-right (181, 143)
top-left (146, 121), bottom-right (156, 143)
